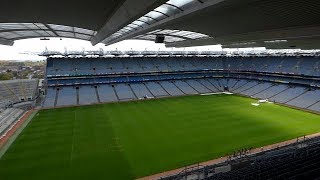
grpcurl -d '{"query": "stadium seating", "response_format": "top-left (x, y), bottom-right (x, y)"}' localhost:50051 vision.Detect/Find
top-left (252, 83), bottom-right (289, 100)
top-left (161, 81), bottom-right (185, 96)
top-left (286, 89), bottom-right (320, 108)
top-left (98, 84), bottom-right (119, 102)
top-left (43, 87), bottom-right (56, 107)
top-left (78, 86), bottom-right (98, 105)
top-left (241, 82), bottom-right (273, 96)
top-left (269, 86), bottom-right (307, 103)
top-left (56, 86), bottom-right (77, 106)
top-left (130, 83), bottom-right (154, 99)
top-left (172, 80), bottom-right (198, 95)
top-left (0, 108), bottom-right (25, 136)
top-left (0, 79), bottom-right (38, 108)
top-left (145, 82), bottom-right (170, 97)
top-left (185, 79), bottom-right (211, 94)
top-left (114, 83), bottom-right (137, 100)
top-left (44, 56), bottom-right (320, 112)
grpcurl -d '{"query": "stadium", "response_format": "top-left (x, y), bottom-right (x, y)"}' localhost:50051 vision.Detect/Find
top-left (1, 0), bottom-right (320, 179)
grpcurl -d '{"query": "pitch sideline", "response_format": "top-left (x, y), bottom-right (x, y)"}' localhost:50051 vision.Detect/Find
top-left (0, 110), bottom-right (38, 159)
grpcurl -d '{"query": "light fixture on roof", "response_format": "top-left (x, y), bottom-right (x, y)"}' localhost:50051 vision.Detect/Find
top-left (40, 37), bottom-right (50, 41)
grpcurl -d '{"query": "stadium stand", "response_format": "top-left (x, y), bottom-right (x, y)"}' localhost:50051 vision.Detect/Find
top-left (0, 79), bottom-right (38, 108)
top-left (145, 82), bottom-right (170, 97)
top-left (114, 83), bottom-right (136, 100)
top-left (98, 84), bottom-right (119, 102)
top-left (0, 108), bottom-right (25, 136)
top-left (159, 135), bottom-right (320, 180)
top-left (0, 79), bottom-right (37, 139)
top-left (78, 86), bottom-right (98, 105)
top-left (43, 56), bottom-right (320, 113)
top-left (158, 81), bottom-right (185, 96)
top-left (55, 86), bottom-right (77, 106)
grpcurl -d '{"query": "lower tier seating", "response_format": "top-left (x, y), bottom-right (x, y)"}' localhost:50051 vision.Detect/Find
top-left (0, 108), bottom-right (25, 136)
top-left (43, 78), bottom-right (320, 113)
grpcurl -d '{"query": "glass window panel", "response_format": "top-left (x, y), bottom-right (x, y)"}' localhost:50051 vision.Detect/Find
top-left (34, 23), bottom-right (48, 29)
top-left (75, 33), bottom-right (92, 40)
top-left (156, 29), bottom-right (179, 35)
top-left (56, 31), bottom-right (75, 37)
top-left (74, 27), bottom-right (95, 35)
top-left (20, 23), bottom-right (40, 29)
top-left (0, 23), bottom-right (22, 30)
top-left (132, 20), bottom-right (147, 27)
top-left (118, 29), bottom-right (131, 33)
top-left (164, 35), bottom-right (185, 42)
top-left (137, 34), bottom-right (156, 40)
top-left (123, 26), bottom-right (135, 31)
top-left (15, 30), bottom-right (41, 37)
top-left (166, 0), bottom-right (199, 10)
top-left (147, 29), bottom-right (162, 34)
top-left (49, 24), bottom-right (73, 31)
top-left (127, 23), bottom-right (140, 29)
top-left (138, 16), bottom-right (157, 24)
top-left (145, 11), bottom-right (166, 21)
top-left (30, 30), bottom-right (52, 36)
top-left (112, 32), bottom-right (122, 36)
top-left (154, 4), bottom-right (179, 16)
top-left (0, 32), bottom-right (21, 39)
top-left (184, 33), bottom-right (208, 39)
top-left (0, 23), bottom-right (42, 30)
top-left (44, 31), bottom-right (56, 36)
top-left (0, 30), bottom-right (57, 39)
top-left (170, 30), bottom-right (194, 37)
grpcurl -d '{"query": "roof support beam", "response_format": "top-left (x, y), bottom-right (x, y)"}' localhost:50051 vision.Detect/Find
top-left (91, 0), bottom-right (167, 45)
top-left (0, 37), bottom-right (14, 46)
top-left (43, 24), bottom-right (59, 36)
top-left (102, 0), bottom-right (227, 46)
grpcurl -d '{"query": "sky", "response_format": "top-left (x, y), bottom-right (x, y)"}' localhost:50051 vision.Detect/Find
top-left (0, 38), bottom-right (224, 61)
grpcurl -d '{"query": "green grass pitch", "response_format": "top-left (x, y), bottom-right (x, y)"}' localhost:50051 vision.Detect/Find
top-left (1, 94), bottom-right (320, 179)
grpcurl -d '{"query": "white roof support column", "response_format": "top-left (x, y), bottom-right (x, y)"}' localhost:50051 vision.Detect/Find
top-left (91, 0), bottom-right (166, 45)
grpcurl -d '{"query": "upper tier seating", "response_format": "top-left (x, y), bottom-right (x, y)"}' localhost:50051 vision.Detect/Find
top-left (47, 57), bottom-right (320, 77)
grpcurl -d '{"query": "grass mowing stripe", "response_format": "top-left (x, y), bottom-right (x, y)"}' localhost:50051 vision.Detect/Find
top-left (0, 94), bottom-right (320, 179)
top-left (69, 110), bottom-right (76, 167)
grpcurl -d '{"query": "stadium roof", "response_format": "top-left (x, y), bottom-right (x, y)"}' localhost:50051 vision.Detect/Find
top-left (1, 0), bottom-right (320, 49)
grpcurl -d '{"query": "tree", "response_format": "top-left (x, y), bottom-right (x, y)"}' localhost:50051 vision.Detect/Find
top-left (0, 72), bottom-right (13, 80)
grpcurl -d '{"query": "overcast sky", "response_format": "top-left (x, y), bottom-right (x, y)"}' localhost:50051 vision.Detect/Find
top-left (0, 38), bottom-right (224, 61)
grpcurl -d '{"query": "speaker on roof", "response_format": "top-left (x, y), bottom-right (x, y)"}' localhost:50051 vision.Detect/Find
top-left (155, 35), bottom-right (165, 43)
